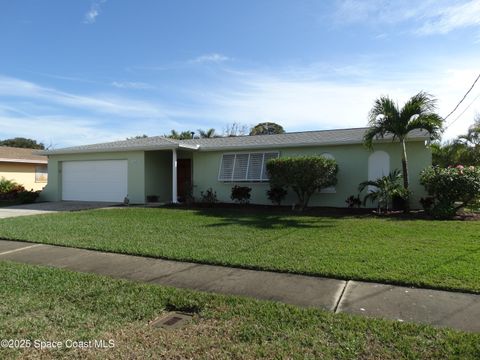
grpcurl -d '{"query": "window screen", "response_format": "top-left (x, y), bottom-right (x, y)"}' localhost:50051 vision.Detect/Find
top-left (218, 152), bottom-right (279, 182)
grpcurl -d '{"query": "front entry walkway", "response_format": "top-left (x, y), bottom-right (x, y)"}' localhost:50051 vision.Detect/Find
top-left (1, 239), bottom-right (479, 333)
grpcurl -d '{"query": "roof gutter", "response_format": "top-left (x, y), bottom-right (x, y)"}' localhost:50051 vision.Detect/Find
top-left (0, 158), bottom-right (48, 164)
top-left (179, 144), bottom-right (200, 150)
top-left (39, 144), bottom-right (180, 156)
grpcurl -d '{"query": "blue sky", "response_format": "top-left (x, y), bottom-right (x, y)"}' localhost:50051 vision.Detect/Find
top-left (0, 0), bottom-right (479, 147)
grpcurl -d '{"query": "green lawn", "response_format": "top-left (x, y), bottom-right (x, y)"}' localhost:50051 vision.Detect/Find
top-left (0, 207), bottom-right (479, 293)
top-left (1, 261), bottom-right (479, 359)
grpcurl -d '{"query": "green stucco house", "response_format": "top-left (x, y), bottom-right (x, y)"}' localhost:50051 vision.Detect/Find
top-left (39, 127), bottom-right (432, 208)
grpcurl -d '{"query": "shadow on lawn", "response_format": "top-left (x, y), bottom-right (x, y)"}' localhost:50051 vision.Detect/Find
top-left (190, 208), bottom-right (336, 229)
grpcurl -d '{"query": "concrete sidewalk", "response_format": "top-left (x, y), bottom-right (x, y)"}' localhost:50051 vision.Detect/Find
top-left (1, 239), bottom-right (479, 333)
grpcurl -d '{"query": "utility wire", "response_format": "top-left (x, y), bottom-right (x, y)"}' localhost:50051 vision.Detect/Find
top-left (444, 91), bottom-right (480, 130)
top-left (443, 72), bottom-right (480, 124)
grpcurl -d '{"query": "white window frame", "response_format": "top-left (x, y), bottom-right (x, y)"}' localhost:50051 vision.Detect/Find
top-left (35, 164), bottom-right (48, 183)
top-left (218, 151), bottom-right (279, 182)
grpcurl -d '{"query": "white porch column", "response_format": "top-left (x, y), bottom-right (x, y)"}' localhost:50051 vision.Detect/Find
top-left (172, 148), bottom-right (178, 203)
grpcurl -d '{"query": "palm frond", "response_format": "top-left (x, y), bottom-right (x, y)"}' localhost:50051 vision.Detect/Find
top-left (366, 92), bottom-right (443, 148)
top-left (358, 180), bottom-right (380, 193)
top-left (364, 96), bottom-right (401, 147)
top-left (406, 113), bottom-right (444, 140)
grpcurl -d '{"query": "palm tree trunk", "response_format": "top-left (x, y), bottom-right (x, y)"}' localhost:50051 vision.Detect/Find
top-left (400, 138), bottom-right (410, 213)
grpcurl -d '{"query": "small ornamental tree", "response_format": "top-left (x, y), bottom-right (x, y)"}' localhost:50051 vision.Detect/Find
top-left (266, 156), bottom-right (338, 210)
top-left (420, 165), bottom-right (480, 218)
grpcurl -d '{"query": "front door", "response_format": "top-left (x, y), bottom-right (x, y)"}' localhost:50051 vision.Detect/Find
top-left (177, 159), bottom-right (192, 202)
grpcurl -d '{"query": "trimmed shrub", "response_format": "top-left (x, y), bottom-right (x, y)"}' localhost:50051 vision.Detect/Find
top-left (420, 165), bottom-right (480, 218)
top-left (267, 186), bottom-right (288, 206)
top-left (17, 190), bottom-right (40, 204)
top-left (266, 156), bottom-right (338, 210)
top-left (231, 185), bottom-right (251, 204)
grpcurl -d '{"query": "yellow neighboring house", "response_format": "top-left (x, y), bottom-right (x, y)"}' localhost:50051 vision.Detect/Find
top-left (0, 146), bottom-right (48, 191)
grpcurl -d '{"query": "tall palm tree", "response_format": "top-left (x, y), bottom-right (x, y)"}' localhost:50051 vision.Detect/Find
top-left (364, 92), bottom-right (443, 205)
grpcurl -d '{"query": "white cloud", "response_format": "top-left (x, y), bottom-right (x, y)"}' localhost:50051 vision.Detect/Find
top-left (111, 81), bottom-right (153, 89)
top-left (334, 0), bottom-right (431, 25)
top-left (84, 0), bottom-right (106, 24)
top-left (0, 106), bottom-right (184, 148)
top-left (0, 75), bottom-right (168, 118)
top-left (0, 75), bottom-right (208, 146)
top-left (183, 63), bottom-right (480, 141)
top-left (334, 0), bottom-right (480, 35)
top-left (418, 0), bottom-right (480, 34)
top-left (191, 53), bottom-right (230, 64)
top-left (1, 60), bottom-right (479, 147)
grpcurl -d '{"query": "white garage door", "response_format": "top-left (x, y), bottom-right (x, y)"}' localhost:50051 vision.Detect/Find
top-left (62, 160), bottom-right (128, 202)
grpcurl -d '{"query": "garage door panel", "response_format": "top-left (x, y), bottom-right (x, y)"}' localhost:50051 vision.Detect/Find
top-left (62, 160), bottom-right (128, 202)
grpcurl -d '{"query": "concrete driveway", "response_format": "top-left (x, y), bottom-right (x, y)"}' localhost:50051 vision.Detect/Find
top-left (0, 201), bottom-right (119, 219)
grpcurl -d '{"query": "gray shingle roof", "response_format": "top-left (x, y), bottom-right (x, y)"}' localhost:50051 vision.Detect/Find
top-left (42, 127), bottom-right (431, 155)
top-left (43, 136), bottom-right (182, 155)
top-left (180, 127), bottom-right (429, 151)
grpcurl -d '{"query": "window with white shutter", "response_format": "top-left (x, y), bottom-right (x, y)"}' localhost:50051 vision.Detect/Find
top-left (233, 153), bottom-right (249, 180)
top-left (218, 154), bottom-right (235, 181)
top-left (247, 153), bottom-right (263, 181)
top-left (218, 152), bottom-right (279, 182)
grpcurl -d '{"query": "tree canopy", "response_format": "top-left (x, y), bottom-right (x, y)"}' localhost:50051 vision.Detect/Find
top-left (165, 130), bottom-right (195, 140)
top-left (126, 135), bottom-right (148, 140)
top-left (432, 115), bottom-right (480, 167)
top-left (197, 128), bottom-right (217, 138)
top-left (250, 122), bottom-right (285, 136)
top-left (0, 137), bottom-right (45, 149)
top-left (223, 123), bottom-right (249, 137)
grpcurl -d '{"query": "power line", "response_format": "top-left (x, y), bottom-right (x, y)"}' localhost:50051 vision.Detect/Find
top-left (444, 91), bottom-right (480, 130)
top-left (443, 72), bottom-right (480, 124)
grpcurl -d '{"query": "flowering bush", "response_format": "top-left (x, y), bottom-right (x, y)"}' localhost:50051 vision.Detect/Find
top-left (420, 165), bottom-right (480, 218)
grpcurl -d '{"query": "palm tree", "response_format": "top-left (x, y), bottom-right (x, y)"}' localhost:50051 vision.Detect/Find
top-left (458, 115), bottom-right (480, 147)
top-left (165, 130), bottom-right (194, 140)
top-left (364, 92), bottom-right (443, 209)
top-left (198, 128), bottom-right (216, 138)
top-left (358, 169), bottom-right (404, 213)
